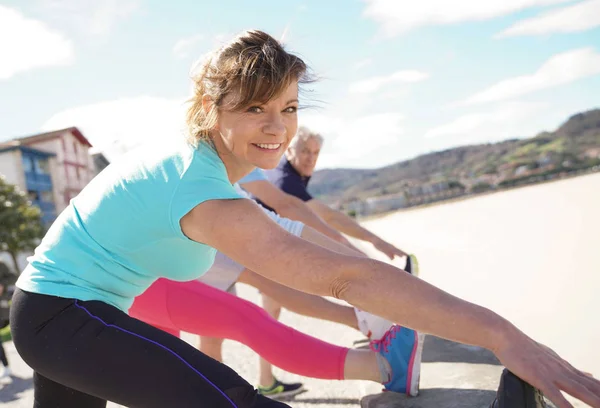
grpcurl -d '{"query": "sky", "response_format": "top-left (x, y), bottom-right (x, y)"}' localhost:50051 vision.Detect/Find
top-left (1, 0), bottom-right (599, 169)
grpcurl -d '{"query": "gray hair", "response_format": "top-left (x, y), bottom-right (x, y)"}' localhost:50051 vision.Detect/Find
top-left (289, 126), bottom-right (324, 150)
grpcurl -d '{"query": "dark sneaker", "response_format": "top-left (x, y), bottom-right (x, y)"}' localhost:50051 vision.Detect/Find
top-left (405, 254), bottom-right (419, 277)
top-left (257, 378), bottom-right (305, 399)
top-left (490, 369), bottom-right (547, 408)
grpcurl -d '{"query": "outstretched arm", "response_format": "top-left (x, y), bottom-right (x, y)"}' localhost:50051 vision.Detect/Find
top-left (238, 223), bottom-right (368, 329)
top-left (307, 198), bottom-right (407, 260)
top-left (242, 179), bottom-right (355, 249)
top-left (238, 269), bottom-right (358, 329)
top-left (181, 198), bottom-right (600, 408)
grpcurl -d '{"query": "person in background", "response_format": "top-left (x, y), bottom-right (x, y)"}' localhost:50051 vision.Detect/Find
top-left (255, 127), bottom-right (411, 387)
top-left (0, 282), bottom-right (11, 378)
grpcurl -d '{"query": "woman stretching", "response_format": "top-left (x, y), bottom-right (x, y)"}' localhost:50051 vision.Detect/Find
top-left (10, 30), bottom-right (600, 408)
top-left (129, 204), bottom-right (423, 397)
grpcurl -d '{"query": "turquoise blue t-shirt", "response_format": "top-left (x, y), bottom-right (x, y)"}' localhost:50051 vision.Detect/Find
top-left (16, 141), bottom-right (241, 312)
top-left (239, 168), bottom-right (267, 184)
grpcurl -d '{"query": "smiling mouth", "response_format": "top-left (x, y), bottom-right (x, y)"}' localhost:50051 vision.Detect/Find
top-left (253, 143), bottom-right (282, 151)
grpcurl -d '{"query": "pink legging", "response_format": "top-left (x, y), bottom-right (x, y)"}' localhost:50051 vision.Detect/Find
top-left (129, 278), bottom-right (349, 380)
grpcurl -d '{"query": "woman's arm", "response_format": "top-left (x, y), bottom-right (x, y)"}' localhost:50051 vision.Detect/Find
top-left (182, 199), bottom-right (499, 344)
top-left (181, 198), bottom-right (600, 408)
top-left (237, 223), bottom-right (367, 329)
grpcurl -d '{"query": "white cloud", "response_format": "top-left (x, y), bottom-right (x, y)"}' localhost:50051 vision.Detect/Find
top-left (36, 0), bottom-right (140, 36)
top-left (301, 112), bottom-right (404, 168)
top-left (349, 70), bottom-right (429, 94)
top-left (173, 34), bottom-right (205, 59)
top-left (354, 58), bottom-right (373, 70)
top-left (424, 101), bottom-right (548, 141)
top-left (42, 97), bottom-right (187, 160)
top-left (497, 0), bottom-right (600, 37)
top-left (0, 5), bottom-right (74, 80)
top-left (457, 47), bottom-right (600, 106)
top-left (363, 0), bottom-right (574, 36)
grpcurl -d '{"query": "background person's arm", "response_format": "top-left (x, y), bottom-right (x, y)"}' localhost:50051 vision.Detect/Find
top-left (306, 198), bottom-right (407, 260)
top-left (239, 269), bottom-right (358, 329)
top-left (238, 221), bottom-right (373, 329)
top-left (242, 179), bottom-right (354, 248)
top-left (181, 198), bottom-right (600, 408)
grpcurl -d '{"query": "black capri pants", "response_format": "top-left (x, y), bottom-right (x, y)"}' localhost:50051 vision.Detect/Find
top-left (10, 288), bottom-right (289, 408)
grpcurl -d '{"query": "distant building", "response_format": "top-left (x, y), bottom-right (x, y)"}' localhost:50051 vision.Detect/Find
top-left (10, 127), bottom-right (95, 213)
top-left (514, 165), bottom-right (529, 177)
top-left (0, 143), bottom-right (59, 226)
top-left (90, 148), bottom-right (110, 175)
top-left (365, 193), bottom-right (407, 214)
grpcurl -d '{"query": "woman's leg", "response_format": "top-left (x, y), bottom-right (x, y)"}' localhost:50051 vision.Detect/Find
top-left (33, 372), bottom-right (107, 408)
top-left (258, 293), bottom-right (281, 387)
top-left (11, 288), bottom-right (288, 408)
top-left (130, 278), bottom-right (384, 382)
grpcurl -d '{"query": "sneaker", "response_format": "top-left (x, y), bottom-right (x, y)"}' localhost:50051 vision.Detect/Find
top-left (257, 378), bottom-right (305, 399)
top-left (355, 308), bottom-right (394, 341)
top-left (370, 325), bottom-right (425, 397)
top-left (490, 369), bottom-right (546, 408)
top-left (0, 366), bottom-right (11, 378)
top-left (405, 254), bottom-right (419, 277)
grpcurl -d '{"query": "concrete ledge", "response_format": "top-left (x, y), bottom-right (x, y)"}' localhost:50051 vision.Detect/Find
top-left (360, 336), bottom-right (561, 408)
top-left (361, 336), bottom-right (502, 408)
top-left (361, 388), bottom-right (496, 408)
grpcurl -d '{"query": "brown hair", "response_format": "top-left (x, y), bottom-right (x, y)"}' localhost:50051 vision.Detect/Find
top-left (186, 29), bottom-right (312, 145)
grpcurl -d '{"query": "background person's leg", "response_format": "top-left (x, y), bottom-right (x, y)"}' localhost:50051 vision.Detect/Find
top-left (131, 279), bottom-right (395, 388)
top-left (198, 282), bottom-right (236, 362)
top-left (200, 336), bottom-right (225, 361)
top-left (11, 289), bottom-right (289, 408)
top-left (158, 280), bottom-right (349, 380)
top-left (259, 294), bottom-right (281, 388)
top-left (0, 336), bottom-right (11, 378)
top-left (0, 338), bottom-right (8, 367)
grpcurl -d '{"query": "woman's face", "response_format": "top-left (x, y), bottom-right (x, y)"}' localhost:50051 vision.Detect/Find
top-left (212, 81), bottom-right (299, 172)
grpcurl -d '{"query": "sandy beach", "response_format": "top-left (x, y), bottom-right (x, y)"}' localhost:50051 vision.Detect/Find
top-left (2, 172), bottom-right (599, 407)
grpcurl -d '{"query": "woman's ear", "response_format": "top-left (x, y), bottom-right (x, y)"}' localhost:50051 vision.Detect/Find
top-left (202, 94), bottom-right (219, 131)
top-left (201, 94), bottom-right (213, 115)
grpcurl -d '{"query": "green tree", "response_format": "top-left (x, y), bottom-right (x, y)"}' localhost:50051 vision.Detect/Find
top-left (0, 176), bottom-right (44, 274)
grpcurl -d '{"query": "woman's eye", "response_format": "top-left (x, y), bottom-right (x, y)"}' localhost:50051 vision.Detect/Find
top-left (247, 106), bottom-right (263, 113)
top-left (284, 106), bottom-right (298, 113)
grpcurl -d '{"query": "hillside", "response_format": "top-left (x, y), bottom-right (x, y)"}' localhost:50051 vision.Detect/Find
top-left (309, 109), bottom-right (600, 205)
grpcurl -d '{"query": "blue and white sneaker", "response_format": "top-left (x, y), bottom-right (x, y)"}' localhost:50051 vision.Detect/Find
top-left (370, 325), bottom-right (425, 397)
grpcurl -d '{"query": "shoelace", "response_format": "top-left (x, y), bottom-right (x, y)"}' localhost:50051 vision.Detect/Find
top-left (369, 325), bottom-right (401, 353)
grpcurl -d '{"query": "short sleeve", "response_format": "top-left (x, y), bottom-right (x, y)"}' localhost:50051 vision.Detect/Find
top-left (169, 145), bottom-right (242, 238)
top-left (280, 174), bottom-right (313, 202)
top-left (239, 168), bottom-right (268, 184)
top-left (170, 176), bottom-right (241, 238)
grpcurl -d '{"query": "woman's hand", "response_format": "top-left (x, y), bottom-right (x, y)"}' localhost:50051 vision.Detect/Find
top-left (495, 330), bottom-right (600, 407)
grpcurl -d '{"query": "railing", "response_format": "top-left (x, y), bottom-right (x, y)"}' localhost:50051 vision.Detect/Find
top-left (25, 172), bottom-right (53, 191)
